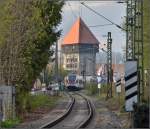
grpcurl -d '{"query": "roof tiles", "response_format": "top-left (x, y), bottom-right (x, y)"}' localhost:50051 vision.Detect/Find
top-left (62, 17), bottom-right (99, 45)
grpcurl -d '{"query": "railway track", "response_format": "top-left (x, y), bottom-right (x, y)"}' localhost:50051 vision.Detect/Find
top-left (39, 92), bottom-right (93, 129)
top-left (76, 93), bottom-right (93, 128)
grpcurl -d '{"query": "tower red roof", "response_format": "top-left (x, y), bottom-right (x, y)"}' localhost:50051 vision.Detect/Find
top-left (62, 17), bottom-right (99, 45)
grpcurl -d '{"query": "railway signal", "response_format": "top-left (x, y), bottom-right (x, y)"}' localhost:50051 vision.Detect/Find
top-left (125, 61), bottom-right (138, 111)
top-left (115, 78), bottom-right (121, 93)
top-left (106, 32), bottom-right (113, 99)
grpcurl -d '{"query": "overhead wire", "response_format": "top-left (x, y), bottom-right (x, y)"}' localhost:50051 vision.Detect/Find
top-left (63, 1), bottom-right (116, 53)
top-left (89, 23), bottom-right (113, 28)
top-left (80, 2), bottom-right (126, 31)
top-left (67, 1), bottom-right (78, 19)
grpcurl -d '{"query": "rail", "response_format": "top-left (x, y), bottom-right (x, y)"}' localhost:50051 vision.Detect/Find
top-left (75, 93), bottom-right (94, 128)
top-left (39, 92), bottom-right (75, 128)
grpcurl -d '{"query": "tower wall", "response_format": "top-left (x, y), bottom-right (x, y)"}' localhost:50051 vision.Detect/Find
top-left (62, 44), bottom-right (98, 76)
top-left (79, 52), bottom-right (96, 76)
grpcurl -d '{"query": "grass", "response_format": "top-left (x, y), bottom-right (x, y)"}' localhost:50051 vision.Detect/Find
top-left (0, 118), bottom-right (21, 128)
top-left (85, 84), bottom-right (130, 127)
top-left (85, 82), bottom-right (99, 95)
top-left (28, 94), bottom-right (60, 111)
top-left (85, 83), bottom-right (126, 113)
top-left (0, 94), bottom-right (60, 128)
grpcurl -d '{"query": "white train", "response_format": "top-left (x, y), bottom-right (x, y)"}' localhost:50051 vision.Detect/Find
top-left (64, 73), bottom-right (84, 91)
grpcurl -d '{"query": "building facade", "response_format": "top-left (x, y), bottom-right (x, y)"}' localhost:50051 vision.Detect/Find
top-left (61, 17), bottom-right (99, 76)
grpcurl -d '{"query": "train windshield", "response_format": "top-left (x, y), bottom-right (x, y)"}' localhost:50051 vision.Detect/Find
top-left (68, 74), bottom-right (76, 82)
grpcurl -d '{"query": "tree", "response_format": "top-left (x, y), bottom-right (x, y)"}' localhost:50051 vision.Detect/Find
top-left (0, 0), bottom-right (64, 116)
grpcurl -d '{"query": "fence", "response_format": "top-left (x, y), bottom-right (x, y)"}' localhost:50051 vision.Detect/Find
top-left (0, 85), bottom-right (15, 121)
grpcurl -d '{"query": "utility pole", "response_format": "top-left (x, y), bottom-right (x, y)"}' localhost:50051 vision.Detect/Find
top-left (42, 69), bottom-right (45, 83)
top-left (55, 42), bottom-right (58, 83)
top-left (106, 32), bottom-right (113, 99)
top-left (82, 58), bottom-right (86, 87)
top-left (59, 51), bottom-right (62, 81)
top-left (126, 0), bottom-right (135, 60)
top-left (59, 50), bottom-right (62, 91)
top-left (81, 70), bottom-right (85, 87)
top-left (126, 0), bottom-right (144, 102)
top-left (92, 47), bottom-right (96, 76)
top-left (134, 0), bottom-right (144, 102)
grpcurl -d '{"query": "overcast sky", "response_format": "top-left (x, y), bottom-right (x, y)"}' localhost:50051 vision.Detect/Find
top-left (58, 1), bottom-right (126, 53)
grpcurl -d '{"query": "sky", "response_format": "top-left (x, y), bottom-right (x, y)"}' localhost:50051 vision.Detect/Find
top-left (58, 0), bottom-right (126, 53)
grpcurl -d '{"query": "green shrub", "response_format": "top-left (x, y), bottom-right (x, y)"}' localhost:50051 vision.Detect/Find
top-left (100, 84), bottom-right (108, 94)
top-left (0, 118), bottom-right (21, 128)
top-left (120, 105), bottom-right (125, 113)
top-left (86, 82), bottom-right (98, 95)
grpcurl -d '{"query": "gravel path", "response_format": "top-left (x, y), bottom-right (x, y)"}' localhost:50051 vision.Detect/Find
top-left (94, 98), bottom-right (130, 128)
top-left (79, 91), bottom-right (130, 129)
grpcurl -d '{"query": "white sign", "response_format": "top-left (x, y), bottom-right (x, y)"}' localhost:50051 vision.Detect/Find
top-left (116, 86), bottom-right (121, 93)
top-left (54, 87), bottom-right (59, 91)
top-left (116, 78), bottom-right (121, 93)
top-left (42, 87), bottom-right (46, 92)
top-left (98, 83), bottom-right (101, 89)
top-left (42, 83), bottom-right (46, 87)
top-left (125, 61), bottom-right (138, 112)
top-left (97, 76), bottom-right (102, 83)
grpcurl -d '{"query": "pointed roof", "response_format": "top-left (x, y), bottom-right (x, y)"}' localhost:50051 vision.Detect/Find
top-left (62, 17), bottom-right (99, 45)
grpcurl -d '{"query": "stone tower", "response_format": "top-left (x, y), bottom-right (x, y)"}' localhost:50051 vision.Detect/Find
top-left (61, 17), bottom-right (99, 76)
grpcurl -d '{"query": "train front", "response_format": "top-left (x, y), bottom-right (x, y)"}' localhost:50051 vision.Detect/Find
top-left (65, 74), bottom-right (80, 91)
